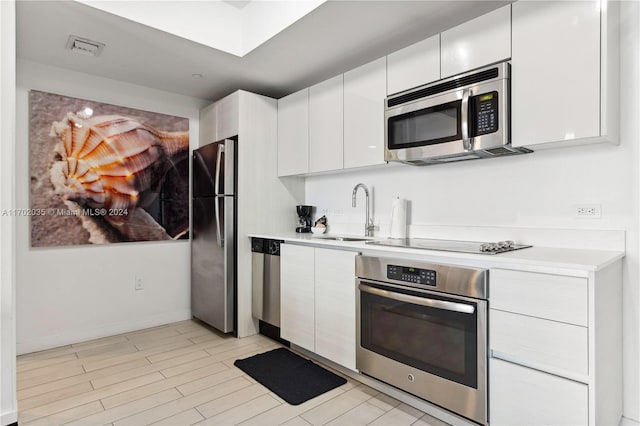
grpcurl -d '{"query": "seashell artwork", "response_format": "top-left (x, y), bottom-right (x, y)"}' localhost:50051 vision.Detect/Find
top-left (29, 90), bottom-right (190, 247)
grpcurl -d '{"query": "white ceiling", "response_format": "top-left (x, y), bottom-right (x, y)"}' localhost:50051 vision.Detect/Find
top-left (16, 0), bottom-right (511, 102)
top-left (76, 0), bottom-right (326, 57)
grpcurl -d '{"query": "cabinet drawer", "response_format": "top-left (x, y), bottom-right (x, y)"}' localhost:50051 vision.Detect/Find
top-left (490, 269), bottom-right (587, 326)
top-left (490, 357), bottom-right (588, 426)
top-left (490, 309), bottom-right (588, 377)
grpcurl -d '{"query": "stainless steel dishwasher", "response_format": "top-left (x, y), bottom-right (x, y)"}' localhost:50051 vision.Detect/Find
top-left (251, 238), bottom-right (282, 328)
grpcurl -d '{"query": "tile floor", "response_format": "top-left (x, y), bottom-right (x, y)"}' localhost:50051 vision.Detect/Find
top-left (16, 320), bottom-right (449, 426)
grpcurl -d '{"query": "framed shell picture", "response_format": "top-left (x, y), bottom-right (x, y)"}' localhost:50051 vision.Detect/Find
top-left (29, 90), bottom-right (190, 247)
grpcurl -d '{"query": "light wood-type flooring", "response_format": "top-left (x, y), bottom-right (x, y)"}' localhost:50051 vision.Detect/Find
top-left (16, 320), bottom-right (449, 426)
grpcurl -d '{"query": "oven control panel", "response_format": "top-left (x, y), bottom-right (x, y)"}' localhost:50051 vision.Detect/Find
top-left (472, 91), bottom-right (499, 136)
top-left (387, 265), bottom-right (436, 286)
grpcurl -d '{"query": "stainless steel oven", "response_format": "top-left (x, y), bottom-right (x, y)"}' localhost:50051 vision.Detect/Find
top-left (356, 255), bottom-right (488, 425)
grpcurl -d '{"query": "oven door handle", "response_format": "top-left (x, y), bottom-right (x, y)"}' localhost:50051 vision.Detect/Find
top-left (359, 283), bottom-right (475, 314)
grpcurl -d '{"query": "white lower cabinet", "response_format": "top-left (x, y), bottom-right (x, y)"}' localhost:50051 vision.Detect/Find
top-left (489, 264), bottom-right (622, 425)
top-left (315, 248), bottom-right (357, 371)
top-left (280, 244), bottom-right (357, 370)
top-left (280, 244), bottom-right (315, 351)
top-left (490, 309), bottom-right (588, 377)
top-left (490, 358), bottom-right (588, 426)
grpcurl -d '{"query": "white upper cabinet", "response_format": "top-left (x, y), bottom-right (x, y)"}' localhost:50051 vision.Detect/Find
top-left (309, 75), bottom-right (344, 173)
top-left (277, 88), bottom-right (309, 176)
top-left (511, 1), bottom-right (616, 148)
top-left (387, 34), bottom-right (440, 95)
top-left (441, 5), bottom-right (511, 78)
top-left (199, 103), bottom-right (216, 147)
top-left (199, 92), bottom-right (239, 145)
top-left (344, 57), bottom-right (387, 169)
top-left (216, 92), bottom-right (239, 141)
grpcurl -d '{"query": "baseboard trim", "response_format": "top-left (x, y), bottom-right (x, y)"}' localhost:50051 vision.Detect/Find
top-left (1, 409), bottom-right (18, 426)
top-left (16, 309), bottom-right (191, 355)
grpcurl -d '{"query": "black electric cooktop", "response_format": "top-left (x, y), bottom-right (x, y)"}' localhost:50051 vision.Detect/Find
top-left (365, 238), bottom-right (532, 255)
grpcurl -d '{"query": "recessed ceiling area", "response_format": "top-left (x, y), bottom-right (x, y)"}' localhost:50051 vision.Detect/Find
top-left (76, 0), bottom-right (325, 57)
top-left (222, 0), bottom-right (252, 10)
top-left (16, 1), bottom-right (511, 102)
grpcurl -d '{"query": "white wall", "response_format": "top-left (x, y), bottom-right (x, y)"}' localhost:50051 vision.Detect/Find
top-left (620, 1), bottom-right (640, 420)
top-left (0, 1), bottom-right (17, 424)
top-left (306, 3), bottom-right (639, 420)
top-left (15, 59), bottom-right (210, 354)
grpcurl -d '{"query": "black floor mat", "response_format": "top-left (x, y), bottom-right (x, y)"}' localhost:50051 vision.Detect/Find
top-left (234, 347), bottom-right (347, 405)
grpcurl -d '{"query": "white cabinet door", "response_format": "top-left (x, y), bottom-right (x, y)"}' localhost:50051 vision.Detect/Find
top-left (216, 91), bottom-right (239, 141)
top-left (490, 358), bottom-right (588, 425)
top-left (511, 1), bottom-right (600, 148)
top-left (309, 75), bottom-right (343, 173)
top-left (315, 248), bottom-right (357, 371)
top-left (277, 88), bottom-right (309, 176)
top-left (280, 244), bottom-right (315, 351)
top-left (200, 93), bottom-right (239, 145)
top-left (387, 34), bottom-right (440, 95)
top-left (441, 5), bottom-right (511, 77)
top-left (199, 102), bottom-right (216, 146)
top-left (344, 57), bottom-right (386, 169)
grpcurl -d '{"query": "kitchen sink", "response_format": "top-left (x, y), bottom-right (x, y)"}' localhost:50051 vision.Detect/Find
top-left (312, 236), bottom-right (373, 242)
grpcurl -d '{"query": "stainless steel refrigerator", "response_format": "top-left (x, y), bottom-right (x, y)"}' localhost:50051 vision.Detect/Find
top-left (191, 138), bottom-right (236, 334)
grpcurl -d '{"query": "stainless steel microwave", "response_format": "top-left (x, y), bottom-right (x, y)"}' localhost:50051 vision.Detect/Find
top-left (385, 61), bottom-right (531, 165)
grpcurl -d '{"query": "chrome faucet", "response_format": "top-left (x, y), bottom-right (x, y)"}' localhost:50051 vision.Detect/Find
top-left (352, 183), bottom-right (374, 237)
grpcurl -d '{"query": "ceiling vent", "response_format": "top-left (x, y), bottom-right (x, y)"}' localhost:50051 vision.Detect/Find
top-left (65, 35), bottom-right (105, 57)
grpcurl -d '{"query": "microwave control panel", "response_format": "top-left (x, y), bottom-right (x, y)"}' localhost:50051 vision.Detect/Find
top-left (472, 91), bottom-right (499, 136)
top-left (387, 264), bottom-right (436, 286)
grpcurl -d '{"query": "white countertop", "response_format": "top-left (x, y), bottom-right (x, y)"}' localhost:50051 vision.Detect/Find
top-left (248, 232), bottom-right (625, 275)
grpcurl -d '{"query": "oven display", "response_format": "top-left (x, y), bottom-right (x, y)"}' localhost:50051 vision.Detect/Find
top-left (387, 265), bottom-right (436, 285)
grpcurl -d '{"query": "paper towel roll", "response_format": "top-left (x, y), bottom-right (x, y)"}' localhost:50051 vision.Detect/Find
top-left (389, 197), bottom-right (407, 239)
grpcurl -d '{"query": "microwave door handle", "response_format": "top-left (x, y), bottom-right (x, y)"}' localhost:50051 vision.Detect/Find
top-left (461, 88), bottom-right (472, 150)
top-left (358, 283), bottom-right (475, 314)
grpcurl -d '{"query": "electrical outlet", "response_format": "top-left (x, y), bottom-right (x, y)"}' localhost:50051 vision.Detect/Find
top-left (134, 276), bottom-right (144, 290)
top-left (575, 204), bottom-right (601, 218)
top-left (332, 209), bottom-right (343, 217)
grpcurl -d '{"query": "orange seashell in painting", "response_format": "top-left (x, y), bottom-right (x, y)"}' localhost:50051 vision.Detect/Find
top-left (49, 112), bottom-right (189, 239)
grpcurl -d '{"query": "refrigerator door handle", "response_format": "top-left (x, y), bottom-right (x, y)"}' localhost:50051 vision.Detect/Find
top-left (214, 144), bottom-right (225, 196)
top-left (224, 196), bottom-right (235, 331)
top-left (215, 196), bottom-right (223, 248)
top-left (223, 139), bottom-right (235, 196)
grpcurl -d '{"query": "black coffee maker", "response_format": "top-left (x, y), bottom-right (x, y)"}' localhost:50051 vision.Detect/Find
top-left (296, 205), bottom-right (313, 233)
